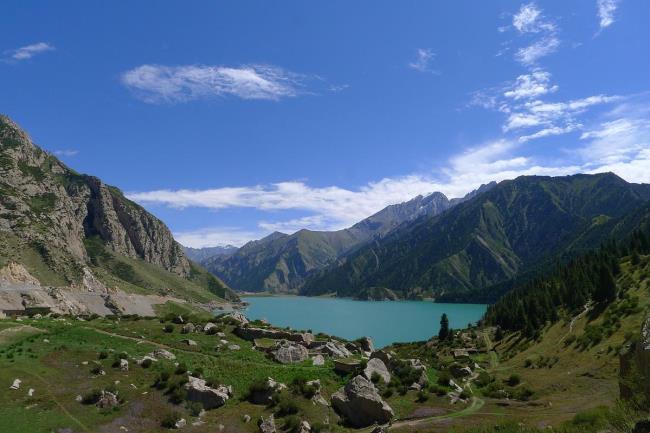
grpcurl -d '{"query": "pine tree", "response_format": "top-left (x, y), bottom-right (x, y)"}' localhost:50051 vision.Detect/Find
top-left (594, 264), bottom-right (616, 303)
top-left (439, 313), bottom-right (449, 341)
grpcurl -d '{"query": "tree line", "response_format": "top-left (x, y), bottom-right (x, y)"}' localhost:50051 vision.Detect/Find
top-left (484, 229), bottom-right (650, 337)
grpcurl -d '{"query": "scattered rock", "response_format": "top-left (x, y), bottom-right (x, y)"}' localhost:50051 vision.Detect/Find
top-left (297, 420), bottom-right (311, 433)
top-left (75, 395), bottom-right (83, 402)
top-left (219, 339), bottom-right (229, 345)
top-left (370, 427), bottom-right (387, 433)
top-left (204, 323), bottom-right (217, 333)
top-left (235, 326), bottom-right (313, 345)
top-left (184, 376), bottom-right (232, 409)
top-left (272, 341), bottom-right (309, 364)
top-left (181, 323), bottom-right (195, 334)
top-left (450, 365), bottom-right (472, 378)
top-left (312, 355), bottom-right (325, 366)
top-left (28, 388), bottom-right (34, 397)
top-left (363, 358), bottom-right (390, 384)
top-left (226, 312), bottom-right (249, 325)
top-left (331, 375), bottom-right (394, 428)
top-left (216, 332), bottom-right (226, 338)
top-left (357, 337), bottom-right (374, 353)
top-left (10, 379), bottom-right (21, 390)
top-left (119, 359), bottom-right (129, 371)
top-left (150, 348), bottom-right (176, 360)
top-left (174, 418), bottom-right (186, 429)
top-left (137, 356), bottom-right (157, 365)
top-left (317, 341), bottom-right (352, 358)
top-left (228, 344), bottom-right (241, 351)
top-left (370, 350), bottom-right (393, 367)
top-left (243, 414), bottom-right (251, 423)
top-left (259, 414), bottom-right (276, 433)
top-left (96, 390), bottom-right (119, 409)
top-left (181, 339), bottom-right (197, 346)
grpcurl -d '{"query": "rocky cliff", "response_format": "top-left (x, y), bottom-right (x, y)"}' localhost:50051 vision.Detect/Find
top-left (0, 114), bottom-right (233, 303)
top-left (620, 314), bottom-right (650, 406)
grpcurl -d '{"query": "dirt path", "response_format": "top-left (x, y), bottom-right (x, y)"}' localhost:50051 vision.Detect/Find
top-left (379, 396), bottom-right (487, 431)
top-left (481, 331), bottom-right (499, 369)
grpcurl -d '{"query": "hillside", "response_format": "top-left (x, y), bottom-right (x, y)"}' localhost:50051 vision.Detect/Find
top-left (302, 173), bottom-right (650, 300)
top-left (0, 115), bottom-right (237, 313)
top-left (204, 191), bottom-right (457, 293)
top-left (183, 245), bottom-right (239, 263)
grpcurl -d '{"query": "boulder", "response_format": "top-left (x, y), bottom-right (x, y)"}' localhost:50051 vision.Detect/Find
top-left (331, 375), bottom-right (394, 428)
top-left (249, 377), bottom-right (287, 405)
top-left (182, 339), bottom-right (198, 346)
top-left (226, 312), bottom-right (249, 325)
top-left (243, 414), bottom-right (251, 423)
top-left (10, 379), bottom-right (21, 390)
top-left (357, 337), bottom-right (374, 353)
top-left (150, 348), bottom-right (176, 360)
top-left (312, 355), bottom-right (325, 366)
top-left (181, 323), bottom-right (196, 334)
top-left (137, 355), bottom-right (157, 365)
top-left (184, 376), bottom-right (232, 410)
top-left (317, 341), bottom-right (353, 358)
top-left (119, 359), bottom-right (129, 371)
top-left (235, 326), bottom-right (314, 345)
top-left (175, 418), bottom-right (187, 429)
top-left (370, 350), bottom-right (393, 367)
top-left (272, 341), bottom-right (309, 364)
top-left (297, 420), bottom-right (311, 433)
top-left (228, 344), bottom-right (241, 351)
top-left (363, 358), bottom-right (390, 384)
top-left (450, 365), bottom-right (472, 378)
top-left (96, 390), bottom-right (119, 409)
top-left (259, 415), bottom-right (276, 433)
top-left (204, 322), bottom-right (218, 333)
top-left (334, 359), bottom-right (361, 374)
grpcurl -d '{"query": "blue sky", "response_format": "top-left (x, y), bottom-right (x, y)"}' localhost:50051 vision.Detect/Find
top-left (3, 1), bottom-right (650, 247)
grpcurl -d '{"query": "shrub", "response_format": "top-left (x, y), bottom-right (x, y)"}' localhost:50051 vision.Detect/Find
top-left (81, 389), bottom-right (102, 405)
top-left (437, 371), bottom-right (451, 387)
top-left (163, 325), bottom-right (174, 333)
top-left (511, 385), bottom-right (534, 401)
top-left (282, 415), bottom-right (301, 432)
top-left (429, 384), bottom-right (448, 396)
top-left (506, 374), bottom-right (521, 386)
top-left (275, 397), bottom-right (299, 417)
top-left (161, 411), bottom-right (182, 428)
top-left (459, 390), bottom-right (471, 400)
top-left (382, 388), bottom-right (394, 398)
top-left (416, 390), bottom-right (429, 402)
top-left (98, 351), bottom-right (109, 360)
top-left (175, 363), bottom-right (188, 375)
top-left (141, 358), bottom-right (153, 369)
top-left (311, 422), bottom-right (325, 433)
top-left (186, 401), bottom-right (203, 417)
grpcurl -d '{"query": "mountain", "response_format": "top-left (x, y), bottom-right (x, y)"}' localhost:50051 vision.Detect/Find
top-left (204, 190), bottom-right (461, 293)
top-left (302, 173), bottom-right (650, 300)
top-left (0, 115), bottom-right (237, 312)
top-left (183, 245), bottom-right (239, 263)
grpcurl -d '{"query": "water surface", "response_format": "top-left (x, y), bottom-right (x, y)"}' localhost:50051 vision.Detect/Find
top-left (243, 296), bottom-right (487, 348)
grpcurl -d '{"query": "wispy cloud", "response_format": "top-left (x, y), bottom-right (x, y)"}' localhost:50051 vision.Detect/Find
top-left (53, 149), bottom-right (78, 157)
top-left (5, 42), bottom-right (54, 61)
top-left (512, 3), bottom-right (556, 34)
top-left (597, 0), bottom-right (621, 30)
top-left (408, 48), bottom-right (438, 73)
top-left (173, 227), bottom-right (260, 249)
top-left (503, 71), bottom-right (558, 100)
top-left (121, 64), bottom-right (311, 103)
top-left (515, 36), bottom-right (560, 66)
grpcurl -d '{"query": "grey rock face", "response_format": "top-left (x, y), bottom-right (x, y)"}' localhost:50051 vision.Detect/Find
top-left (363, 358), bottom-right (390, 384)
top-left (331, 375), bottom-right (394, 428)
top-left (184, 376), bottom-right (231, 409)
top-left (315, 341), bottom-right (352, 358)
top-left (272, 341), bottom-right (309, 364)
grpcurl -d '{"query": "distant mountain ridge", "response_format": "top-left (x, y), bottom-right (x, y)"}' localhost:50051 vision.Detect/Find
top-left (183, 245), bottom-right (239, 262)
top-left (203, 186), bottom-right (492, 293)
top-left (0, 114), bottom-right (236, 305)
top-left (302, 173), bottom-right (650, 300)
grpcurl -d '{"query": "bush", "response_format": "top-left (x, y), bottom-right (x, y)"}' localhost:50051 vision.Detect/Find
top-left (311, 422), bottom-right (325, 433)
top-left (511, 385), bottom-right (534, 401)
top-left (428, 384), bottom-right (448, 396)
top-left (163, 324), bottom-right (174, 333)
top-left (290, 377), bottom-right (318, 399)
top-left (98, 351), bottom-right (108, 360)
top-left (141, 358), bottom-right (153, 369)
top-left (161, 411), bottom-right (182, 428)
top-left (506, 374), bottom-right (521, 386)
top-left (437, 371), bottom-right (451, 387)
top-left (275, 397), bottom-right (299, 417)
top-left (416, 390), bottom-right (429, 402)
top-left (175, 363), bottom-right (188, 375)
top-left (81, 389), bottom-right (102, 405)
top-left (459, 390), bottom-right (471, 400)
top-left (282, 415), bottom-right (301, 432)
top-left (382, 388), bottom-right (394, 398)
top-left (186, 401), bottom-right (203, 417)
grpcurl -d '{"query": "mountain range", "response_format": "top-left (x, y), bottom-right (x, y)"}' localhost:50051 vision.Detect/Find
top-left (0, 115), bottom-right (237, 313)
top-left (201, 187), bottom-right (493, 293)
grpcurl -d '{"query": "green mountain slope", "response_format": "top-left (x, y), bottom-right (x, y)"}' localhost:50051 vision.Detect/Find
top-left (302, 173), bottom-right (650, 300)
top-left (0, 114), bottom-right (236, 303)
top-left (204, 192), bottom-right (455, 293)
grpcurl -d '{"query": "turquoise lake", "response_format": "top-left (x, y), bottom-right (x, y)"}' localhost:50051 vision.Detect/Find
top-left (242, 296), bottom-right (487, 348)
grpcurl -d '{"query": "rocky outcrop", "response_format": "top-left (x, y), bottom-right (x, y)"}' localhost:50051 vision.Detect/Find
top-left (96, 390), bottom-right (119, 409)
top-left (184, 376), bottom-right (232, 409)
top-left (331, 375), bottom-right (394, 428)
top-left (272, 341), bottom-right (309, 364)
top-left (620, 314), bottom-right (650, 402)
top-left (0, 115), bottom-right (235, 304)
top-left (234, 326), bottom-right (314, 345)
top-left (313, 341), bottom-right (352, 358)
top-left (363, 358), bottom-right (390, 384)
top-left (259, 415), bottom-right (276, 433)
top-left (249, 377), bottom-right (286, 405)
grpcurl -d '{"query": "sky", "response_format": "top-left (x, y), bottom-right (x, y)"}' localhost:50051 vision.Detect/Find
top-left (2, 1), bottom-right (650, 248)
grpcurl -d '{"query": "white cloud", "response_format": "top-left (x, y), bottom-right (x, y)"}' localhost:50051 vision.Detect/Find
top-left (53, 149), bottom-right (78, 157)
top-left (121, 64), bottom-right (308, 103)
top-left (512, 3), bottom-right (556, 33)
top-left (504, 71), bottom-right (558, 100)
top-left (515, 36), bottom-right (560, 66)
top-left (597, 0), bottom-right (621, 29)
top-left (408, 48), bottom-right (437, 73)
top-left (174, 227), bottom-right (261, 248)
top-left (6, 42), bottom-right (54, 61)
top-left (518, 124), bottom-right (580, 143)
